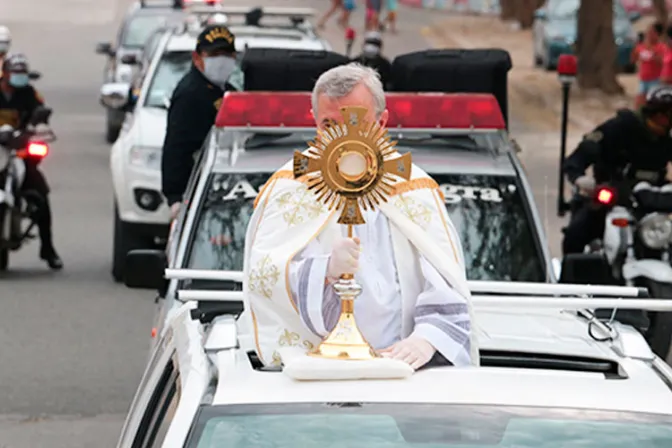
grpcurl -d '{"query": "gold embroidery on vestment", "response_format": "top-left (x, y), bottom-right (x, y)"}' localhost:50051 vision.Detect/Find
top-left (249, 255), bottom-right (280, 299)
top-left (394, 195), bottom-right (433, 227)
top-left (276, 185), bottom-right (327, 226)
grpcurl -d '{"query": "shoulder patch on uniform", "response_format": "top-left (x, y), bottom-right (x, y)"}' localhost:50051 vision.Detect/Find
top-left (214, 98), bottom-right (222, 110)
top-left (584, 130), bottom-right (603, 142)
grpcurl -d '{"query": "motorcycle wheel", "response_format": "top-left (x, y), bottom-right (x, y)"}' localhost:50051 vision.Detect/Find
top-left (645, 281), bottom-right (672, 363)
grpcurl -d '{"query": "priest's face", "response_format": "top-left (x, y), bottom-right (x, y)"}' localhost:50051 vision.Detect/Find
top-left (313, 82), bottom-right (389, 130)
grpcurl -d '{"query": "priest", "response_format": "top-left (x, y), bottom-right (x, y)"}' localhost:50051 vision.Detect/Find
top-left (243, 63), bottom-right (478, 370)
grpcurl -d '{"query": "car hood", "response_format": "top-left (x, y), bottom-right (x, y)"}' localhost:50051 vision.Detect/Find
top-left (546, 18), bottom-right (633, 40)
top-left (132, 107), bottom-right (168, 149)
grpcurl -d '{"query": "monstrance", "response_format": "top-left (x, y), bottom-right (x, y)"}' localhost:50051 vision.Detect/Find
top-left (293, 105), bottom-right (412, 360)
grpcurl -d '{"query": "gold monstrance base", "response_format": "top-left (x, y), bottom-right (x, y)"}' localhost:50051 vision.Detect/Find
top-left (308, 275), bottom-right (379, 360)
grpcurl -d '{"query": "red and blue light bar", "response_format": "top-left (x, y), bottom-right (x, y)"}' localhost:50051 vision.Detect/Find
top-left (214, 92), bottom-right (506, 130)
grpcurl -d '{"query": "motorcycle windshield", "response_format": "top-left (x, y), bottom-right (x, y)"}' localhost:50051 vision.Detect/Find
top-left (183, 172), bottom-right (546, 282)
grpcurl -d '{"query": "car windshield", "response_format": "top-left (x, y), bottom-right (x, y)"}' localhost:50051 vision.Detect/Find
top-left (186, 404), bottom-right (672, 447)
top-left (549, 0), bottom-right (626, 19)
top-left (185, 170), bottom-right (545, 282)
top-left (144, 51), bottom-right (191, 108)
top-left (122, 14), bottom-right (169, 48)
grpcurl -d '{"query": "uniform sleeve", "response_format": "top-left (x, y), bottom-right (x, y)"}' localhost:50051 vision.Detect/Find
top-left (161, 89), bottom-right (218, 206)
top-left (411, 256), bottom-right (472, 367)
top-left (563, 116), bottom-right (621, 184)
top-left (288, 241), bottom-right (340, 337)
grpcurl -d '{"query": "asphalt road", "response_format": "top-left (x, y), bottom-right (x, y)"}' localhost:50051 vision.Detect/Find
top-left (0, 0), bottom-right (496, 446)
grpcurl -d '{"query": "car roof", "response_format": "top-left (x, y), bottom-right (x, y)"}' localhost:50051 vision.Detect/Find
top-left (165, 26), bottom-right (326, 52)
top-left (203, 307), bottom-right (672, 414)
top-left (211, 143), bottom-right (518, 177)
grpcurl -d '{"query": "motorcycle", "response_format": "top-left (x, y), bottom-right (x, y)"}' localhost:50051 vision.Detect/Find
top-left (578, 180), bottom-right (672, 359)
top-left (0, 106), bottom-right (55, 271)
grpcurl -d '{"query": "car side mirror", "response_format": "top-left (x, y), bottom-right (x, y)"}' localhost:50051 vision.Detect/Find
top-left (124, 249), bottom-right (168, 290)
top-left (533, 9), bottom-right (547, 20)
top-left (96, 42), bottom-right (114, 56)
top-left (28, 71), bottom-right (41, 81)
top-left (629, 11), bottom-right (641, 23)
top-left (120, 54), bottom-right (139, 65)
top-left (100, 82), bottom-right (130, 109)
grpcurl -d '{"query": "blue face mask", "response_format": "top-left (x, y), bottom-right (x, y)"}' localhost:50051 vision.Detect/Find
top-left (9, 73), bottom-right (29, 88)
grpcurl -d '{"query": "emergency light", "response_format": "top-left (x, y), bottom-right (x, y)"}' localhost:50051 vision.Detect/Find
top-left (214, 92), bottom-right (506, 130)
top-left (595, 187), bottom-right (615, 206)
top-left (26, 142), bottom-right (48, 158)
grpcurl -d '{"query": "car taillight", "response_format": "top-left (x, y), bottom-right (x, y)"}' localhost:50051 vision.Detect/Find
top-left (27, 142), bottom-right (48, 158)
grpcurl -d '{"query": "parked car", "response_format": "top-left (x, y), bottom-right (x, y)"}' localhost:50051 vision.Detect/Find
top-left (532, 0), bottom-right (641, 72)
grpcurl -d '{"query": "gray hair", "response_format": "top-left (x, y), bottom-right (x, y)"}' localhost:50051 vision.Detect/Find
top-left (311, 63), bottom-right (386, 118)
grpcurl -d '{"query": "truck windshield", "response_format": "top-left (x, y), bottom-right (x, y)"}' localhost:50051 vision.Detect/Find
top-left (184, 172), bottom-right (545, 282)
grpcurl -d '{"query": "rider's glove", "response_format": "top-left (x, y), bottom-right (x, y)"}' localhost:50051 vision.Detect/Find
top-left (574, 175), bottom-right (596, 196)
top-left (326, 237), bottom-right (360, 283)
top-left (380, 335), bottom-right (437, 370)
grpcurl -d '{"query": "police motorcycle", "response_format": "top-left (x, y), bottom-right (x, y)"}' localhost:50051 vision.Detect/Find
top-left (566, 176), bottom-right (672, 359)
top-left (0, 106), bottom-right (55, 271)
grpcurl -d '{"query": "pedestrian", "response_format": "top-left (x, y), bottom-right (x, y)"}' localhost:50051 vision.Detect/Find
top-left (317, 0), bottom-right (344, 29)
top-left (341, 0), bottom-right (356, 29)
top-left (365, 0), bottom-right (382, 31)
top-left (380, 0), bottom-right (398, 33)
top-left (660, 24), bottom-right (672, 86)
top-left (632, 22), bottom-right (665, 108)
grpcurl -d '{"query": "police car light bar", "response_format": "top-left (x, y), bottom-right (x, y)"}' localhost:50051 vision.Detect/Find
top-left (214, 92), bottom-right (506, 130)
top-left (165, 268), bottom-right (243, 282)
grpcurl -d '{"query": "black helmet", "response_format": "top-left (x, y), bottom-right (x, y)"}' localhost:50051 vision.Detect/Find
top-left (644, 85), bottom-right (672, 115)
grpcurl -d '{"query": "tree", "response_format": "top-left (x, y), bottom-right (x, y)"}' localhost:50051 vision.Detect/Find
top-left (652, 0), bottom-right (668, 26)
top-left (499, 0), bottom-right (516, 20)
top-left (576, 0), bottom-right (623, 94)
top-left (514, 0), bottom-right (545, 29)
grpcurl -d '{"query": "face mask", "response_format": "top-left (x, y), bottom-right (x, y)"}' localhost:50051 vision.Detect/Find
top-left (362, 43), bottom-right (381, 57)
top-left (9, 73), bottom-right (29, 88)
top-left (202, 56), bottom-right (236, 89)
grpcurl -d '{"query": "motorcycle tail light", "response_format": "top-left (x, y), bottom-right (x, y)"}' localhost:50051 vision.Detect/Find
top-left (611, 218), bottom-right (630, 227)
top-left (27, 142), bottom-right (48, 158)
top-left (596, 187), bottom-right (616, 205)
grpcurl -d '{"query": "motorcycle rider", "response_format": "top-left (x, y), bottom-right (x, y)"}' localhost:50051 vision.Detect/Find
top-left (0, 54), bottom-right (63, 269)
top-left (0, 26), bottom-right (11, 74)
top-left (161, 24), bottom-right (240, 219)
top-left (351, 31), bottom-right (392, 89)
top-left (562, 85), bottom-right (672, 256)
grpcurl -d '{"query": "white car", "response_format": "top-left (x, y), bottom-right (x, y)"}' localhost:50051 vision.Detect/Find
top-left (114, 280), bottom-right (672, 447)
top-left (105, 8), bottom-right (330, 282)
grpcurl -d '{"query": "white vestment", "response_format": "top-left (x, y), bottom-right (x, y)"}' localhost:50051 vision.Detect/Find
top-left (242, 155), bottom-right (479, 367)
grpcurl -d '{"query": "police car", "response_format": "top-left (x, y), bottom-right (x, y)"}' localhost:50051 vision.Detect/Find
top-left (105, 8), bottom-right (330, 282)
top-left (114, 273), bottom-right (672, 446)
top-left (96, 0), bottom-right (192, 143)
top-left (121, 88), bottom-right (558, 346)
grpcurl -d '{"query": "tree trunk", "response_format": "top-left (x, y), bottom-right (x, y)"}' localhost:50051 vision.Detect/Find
top-left (576, 0), bottom-right (624, 94)
top-left (499, 0), bottom-right (516, 20)
top-left (515, 0), bottom-right (545, 29)
top-left (652, 0), bottom-right (668, 25)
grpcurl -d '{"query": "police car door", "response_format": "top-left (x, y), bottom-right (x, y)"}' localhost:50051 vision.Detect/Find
top-left (116, 324), bottom-right (180, 448)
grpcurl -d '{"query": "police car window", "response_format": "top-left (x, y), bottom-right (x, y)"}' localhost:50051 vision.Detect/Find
top-left (185, 172), bottom-right (544, 282)
top-left (435, 174), bottom-right (545, 282)
top-left (122, 15), bottom-right (168, 48)
top-left (145, 51), bottom-right (192, 108)
top-left (185, 173), bottom-right (270, 271)
top-left (186, 404), bottom-right (672, 447)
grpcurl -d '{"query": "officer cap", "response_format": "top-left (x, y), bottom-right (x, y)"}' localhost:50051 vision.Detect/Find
top-left (645, 85), bottom-right (672, 114)
top-left (196, 24), bottom-right (235, 54)
top-left (364, 31), bottom-right (382, 47)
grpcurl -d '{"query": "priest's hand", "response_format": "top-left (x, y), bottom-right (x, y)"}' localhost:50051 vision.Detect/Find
top-left (326, 237), bottom-right (361, 283)
top-left (380, 335), bottom-right (436, 370)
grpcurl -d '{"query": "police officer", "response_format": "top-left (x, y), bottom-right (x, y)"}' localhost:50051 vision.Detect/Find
top-left (0, 55), bottom-right (62, 269)
top-left (562, 85), bottom-right (672, 255)
top-left (161, 24), bottom-right (240, 216)
top-left (351, 31), bottom-right (392, 90)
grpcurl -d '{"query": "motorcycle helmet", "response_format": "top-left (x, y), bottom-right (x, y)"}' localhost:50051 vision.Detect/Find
top-left (644, 85), bottom-right (672, 116)
top-left (2, 53), bottom-right (29, 74)
top-left (0, 26), bottom-right (10, 55)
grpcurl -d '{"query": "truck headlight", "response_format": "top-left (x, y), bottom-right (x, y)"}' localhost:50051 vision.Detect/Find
top-left (639, 213), bottom-right (672, 250)
top-left (129, 146), bottom-right (161, 171)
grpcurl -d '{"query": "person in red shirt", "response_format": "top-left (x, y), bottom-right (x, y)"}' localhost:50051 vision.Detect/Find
top-left (632, 22), bottom-right (665, 108)
top-left (661, 25), bottom-right (672, 87)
